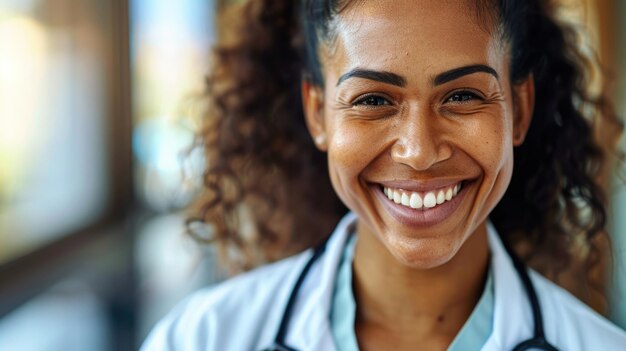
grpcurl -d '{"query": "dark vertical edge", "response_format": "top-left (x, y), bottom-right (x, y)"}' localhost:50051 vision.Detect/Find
top-left (106, 0), bottom-right (137, 350)
top-left (607, 0), bottom-right (626, 329)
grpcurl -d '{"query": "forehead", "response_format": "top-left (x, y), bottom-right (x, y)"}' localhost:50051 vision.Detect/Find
top-left (323, 0), bottom-right (506, 84)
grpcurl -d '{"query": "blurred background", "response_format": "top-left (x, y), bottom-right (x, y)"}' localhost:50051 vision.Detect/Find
top-left (0, 0), bottom-right (624, 350)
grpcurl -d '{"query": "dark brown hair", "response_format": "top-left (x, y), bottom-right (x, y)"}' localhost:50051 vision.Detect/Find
top-left (188, 0), bottom-right (623, 310)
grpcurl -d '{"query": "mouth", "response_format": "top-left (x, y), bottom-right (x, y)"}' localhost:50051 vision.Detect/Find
top-left (382, 181), bottom-right (464, 210)
top-left (373, 179), bottom-right (471, 227)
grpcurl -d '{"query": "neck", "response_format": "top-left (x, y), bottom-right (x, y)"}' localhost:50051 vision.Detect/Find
top-left (352, 221), bottom-right (490, 345)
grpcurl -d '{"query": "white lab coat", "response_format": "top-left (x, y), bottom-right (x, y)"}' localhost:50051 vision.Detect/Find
top-left (141, 212), bottom-right (626, 350)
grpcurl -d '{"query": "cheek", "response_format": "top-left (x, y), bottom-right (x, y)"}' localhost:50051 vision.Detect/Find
top-left (461, 111), bottom-right (515, 209)
top-left (459, 108), bottom-right (514, 174)
top-left (326, 120), bottom-right (382, 207)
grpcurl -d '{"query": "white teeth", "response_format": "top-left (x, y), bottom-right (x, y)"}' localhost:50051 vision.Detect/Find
top-left (393, 190), bottom-right (401, 204)
top-left (423, 192), bottom-right (437, 208)
top-left (401, 193), bottom-right (410, 206)
top-left (409, 192), bottom-right (422, 209)
top-left (383, 182), bottom-right (463, 210)
top-left (436, 190), bottom-right (445, 204)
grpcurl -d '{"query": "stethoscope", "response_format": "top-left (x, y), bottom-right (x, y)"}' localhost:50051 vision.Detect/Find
top-left (263, 230), bottom-right (560, 351)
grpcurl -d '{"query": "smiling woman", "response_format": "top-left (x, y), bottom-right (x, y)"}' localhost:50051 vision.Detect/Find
top-left (304, 1), bottom-right (527, 273)
top-left (141, 0), bottom-right (626, 350)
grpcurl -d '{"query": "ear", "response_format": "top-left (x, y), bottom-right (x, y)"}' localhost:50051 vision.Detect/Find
top-left (301, 80), bottom-right (327, 151)
top-left (512, 74), bottom-right (535, 146)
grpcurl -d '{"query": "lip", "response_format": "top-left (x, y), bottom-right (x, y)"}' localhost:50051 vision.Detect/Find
top-left (372, 180), bottom-right (471, 228)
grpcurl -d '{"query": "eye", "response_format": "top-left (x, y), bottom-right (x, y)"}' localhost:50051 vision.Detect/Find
top-left (353, 94), bottom-right (391, 106)
top-left (445, 91), bottom-right (482, 104)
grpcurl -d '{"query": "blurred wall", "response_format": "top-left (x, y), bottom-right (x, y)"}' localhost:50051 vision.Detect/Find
top-left (608, 0), bottom-right (626, 329)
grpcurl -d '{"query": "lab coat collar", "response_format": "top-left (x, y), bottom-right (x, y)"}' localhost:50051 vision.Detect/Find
top-left (283, 212), bottom-right (357, 350)
top-left (283, 213), bottom-right (532, 350)
top-left (483, 221), bottom-right (534, 350)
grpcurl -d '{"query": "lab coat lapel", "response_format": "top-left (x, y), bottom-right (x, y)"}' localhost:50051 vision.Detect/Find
top-left (283, 212), bottom-right (357, 350)
top-left (481, 221), bottom-right (534, 350)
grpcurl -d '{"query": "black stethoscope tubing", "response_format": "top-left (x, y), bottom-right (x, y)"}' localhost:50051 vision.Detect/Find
top-left (266, 232), bottom-right (559, 351)
top-left (500, 234), bottom-right (560, 351)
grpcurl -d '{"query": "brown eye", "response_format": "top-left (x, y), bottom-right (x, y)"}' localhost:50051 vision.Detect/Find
top-left (354, 95), bottom-right (391, 106)
top-left (446, 91), bottom-right (481, 103)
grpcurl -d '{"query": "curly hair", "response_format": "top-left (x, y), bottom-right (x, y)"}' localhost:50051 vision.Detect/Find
top-left (188, 0), bottom-right (623, 311)
top-left (187, 0), bottom-right (346, 271)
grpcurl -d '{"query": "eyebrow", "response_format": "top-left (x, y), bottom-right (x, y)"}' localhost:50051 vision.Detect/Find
top-left (335, 64), bottom-right (499, 87)
top-left (336, 69), bottom-right (406, 87)
top-left (433, 64), bottom-right (499, 85)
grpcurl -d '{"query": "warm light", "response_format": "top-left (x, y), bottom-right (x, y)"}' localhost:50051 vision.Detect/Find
top-left (0, 16), bottom-right (47, 195)
top-left (0, 6), bottom-right (110, 262)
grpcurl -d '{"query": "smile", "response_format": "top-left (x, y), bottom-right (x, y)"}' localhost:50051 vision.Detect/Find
top-left (374, 180), bottom-right (470, 227)
top-left (382, 182), bottom-right (463, 210)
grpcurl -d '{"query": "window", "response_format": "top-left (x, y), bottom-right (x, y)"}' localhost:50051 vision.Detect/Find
top-left (0, 0), bottom-right (132, 349)
top-left (0, 0), bottom-right (122, 264)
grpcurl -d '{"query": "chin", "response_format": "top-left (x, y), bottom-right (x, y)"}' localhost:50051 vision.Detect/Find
top-left (386, 235), bottom-right (460, 270)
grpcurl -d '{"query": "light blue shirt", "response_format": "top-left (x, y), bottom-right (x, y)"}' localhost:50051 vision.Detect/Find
top-left (330, 234), bottom-right (494, 350)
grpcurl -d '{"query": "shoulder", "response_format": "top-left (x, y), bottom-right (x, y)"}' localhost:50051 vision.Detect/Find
top-left (140, 249), bottom-right (313, 351)
top-left (530, 271), bottom-right (626, 350)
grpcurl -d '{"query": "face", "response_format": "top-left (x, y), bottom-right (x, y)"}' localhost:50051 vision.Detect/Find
top-left (303, 0), bottom-right (533, 269)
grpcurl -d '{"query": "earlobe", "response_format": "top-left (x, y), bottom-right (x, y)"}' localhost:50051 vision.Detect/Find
top-left (314, 134), bottom-right (327, 146)
top-left (301, 80), bottom-right (327, 151)
top-left (512, 74), bottom-right (535, 146)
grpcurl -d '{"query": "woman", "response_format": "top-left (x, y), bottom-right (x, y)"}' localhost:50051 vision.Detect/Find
top-left (142, 0), bottom-right (626, 350)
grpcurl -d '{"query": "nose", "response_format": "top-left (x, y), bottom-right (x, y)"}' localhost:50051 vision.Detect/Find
top-left (390, 108), bottom-right (453, 170)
